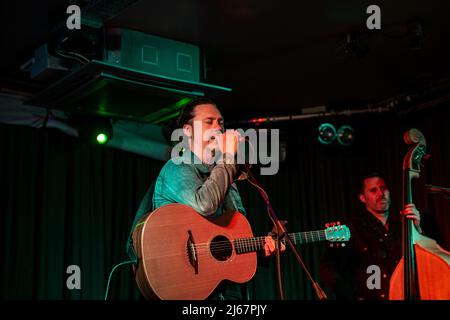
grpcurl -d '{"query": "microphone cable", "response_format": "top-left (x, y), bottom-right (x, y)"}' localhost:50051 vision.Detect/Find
top-left (104, 259), bottom-right (137, 300)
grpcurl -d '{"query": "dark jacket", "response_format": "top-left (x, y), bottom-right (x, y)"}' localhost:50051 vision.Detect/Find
top-left (320, 210), bottom-right (402, 300)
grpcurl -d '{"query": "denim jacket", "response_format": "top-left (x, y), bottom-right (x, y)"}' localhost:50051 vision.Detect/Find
top-left (152, 151), bottom-right (246, 216)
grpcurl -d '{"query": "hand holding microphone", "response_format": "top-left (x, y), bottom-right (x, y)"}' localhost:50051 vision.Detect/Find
top-left (210, 130), bottom-right (254, 173)
top-left (217, 129), bottom-right (242, 156)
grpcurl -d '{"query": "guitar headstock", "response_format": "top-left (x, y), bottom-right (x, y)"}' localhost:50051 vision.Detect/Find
top-left (324, 221), bottom-right (351, 245)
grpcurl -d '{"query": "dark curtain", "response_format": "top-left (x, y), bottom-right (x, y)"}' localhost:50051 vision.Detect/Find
top-left (0, 125), bottom-right (163, 299)
top-left (1, 105), bottom-right (449, 300)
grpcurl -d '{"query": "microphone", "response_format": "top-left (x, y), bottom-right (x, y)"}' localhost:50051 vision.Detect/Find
top-left (211, 131), bottom-right (254, 178)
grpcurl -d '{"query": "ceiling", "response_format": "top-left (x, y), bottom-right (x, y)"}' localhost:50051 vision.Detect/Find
top-left (2, 0), bottom-right (450, 122)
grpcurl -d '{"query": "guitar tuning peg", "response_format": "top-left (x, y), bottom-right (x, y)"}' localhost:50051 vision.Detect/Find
top-left (331, 222), bottom-right (336, 227)
top-left (329, 243), bottom-right (334, 248)
top-left (325, 223), bottom-right (330, 228)
top-left (336, 221), bottom-right (340, 225)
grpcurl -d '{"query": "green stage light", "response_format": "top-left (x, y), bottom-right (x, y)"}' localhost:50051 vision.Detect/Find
top-left (70, 114), bottom-right (113, 145)
top-left (318, 123), bottom-right (336, 145)
top-left (96, 133), bottom-right (109, 144)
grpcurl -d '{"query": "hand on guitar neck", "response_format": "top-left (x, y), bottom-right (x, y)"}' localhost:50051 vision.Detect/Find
top-left (263, 236), bottom-right (286, 257)
top-left (264, 220), bottom-right (288, 257)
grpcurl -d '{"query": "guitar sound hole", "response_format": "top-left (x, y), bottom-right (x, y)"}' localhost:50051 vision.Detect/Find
top-left (210, 236), bottom-right (233, 261)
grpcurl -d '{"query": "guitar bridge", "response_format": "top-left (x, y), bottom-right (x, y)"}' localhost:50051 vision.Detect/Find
top-left (187, 230), bottom-right (198, 274)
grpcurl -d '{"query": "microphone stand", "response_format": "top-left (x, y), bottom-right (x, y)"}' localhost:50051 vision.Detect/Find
top-left (243, 167), bottom-right (327, 300)
top-left (425, 184), bottom-right (450, 200)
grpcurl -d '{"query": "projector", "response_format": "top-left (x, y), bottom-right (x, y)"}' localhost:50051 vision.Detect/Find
top-left (104, 27), bottom-right (201, 82)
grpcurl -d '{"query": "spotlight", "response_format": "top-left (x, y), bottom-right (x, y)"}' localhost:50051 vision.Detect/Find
top-left (70, 114), bottom-right (113, 145)
top-left (318, 123), bottom-right (336, 145)
top-left (96, 133), bottom-right (109, 144)
top-left (337, 125), bottom-right (355, 146)
top-left (91, 120), bottom-right (113, 145)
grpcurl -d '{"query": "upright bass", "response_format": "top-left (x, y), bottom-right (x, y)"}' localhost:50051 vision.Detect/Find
top-left (389, 128), bottom-right (450, 300)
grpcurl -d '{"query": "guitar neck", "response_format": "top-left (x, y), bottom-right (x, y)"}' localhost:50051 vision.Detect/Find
top-left (234, 230), bottom-right (327, 254)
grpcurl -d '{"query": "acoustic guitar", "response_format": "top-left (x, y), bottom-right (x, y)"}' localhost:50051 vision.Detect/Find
top-left (132, 203), bottom-right (350, 300)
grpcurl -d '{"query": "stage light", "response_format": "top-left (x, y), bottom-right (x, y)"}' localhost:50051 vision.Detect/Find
top-left (70, 114), bottom-right (113, 145)
top-left (92, 121), bottom-right (113, 145)
top-left (337, 125), bottom-right (355, 146)
top-left (96, 133), bottom-right (109, 144)
top-left (318, 123), bottom-right (336, 145)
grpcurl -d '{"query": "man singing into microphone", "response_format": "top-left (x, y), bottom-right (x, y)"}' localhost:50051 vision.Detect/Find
top-left (150, 98), bottom-right (282, 300)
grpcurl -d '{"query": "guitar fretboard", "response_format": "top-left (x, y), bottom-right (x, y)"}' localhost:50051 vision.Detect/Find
top-left (234, 231), bottom-right (327, 254)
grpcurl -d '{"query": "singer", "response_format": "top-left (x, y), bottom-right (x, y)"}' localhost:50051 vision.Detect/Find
top-left (133, 98), bottom-right (283, 300)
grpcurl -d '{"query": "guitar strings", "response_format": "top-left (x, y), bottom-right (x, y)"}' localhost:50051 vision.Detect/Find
top-left (185, 228), bottom-right (347, 252)
top-left (140, 231), bottom-right (339, 261)
top-left (139, 231), bottom-right (347, 261)
top-left (190, 230), bottom-right (329, 250)
top-left (188, 231), bottom-right (330, 252)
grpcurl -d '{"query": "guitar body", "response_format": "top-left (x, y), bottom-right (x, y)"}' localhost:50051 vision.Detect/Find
top-left (389, 228), bottom-right (450, 300)
top-left (132, 204), bottom-right (257, 300)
